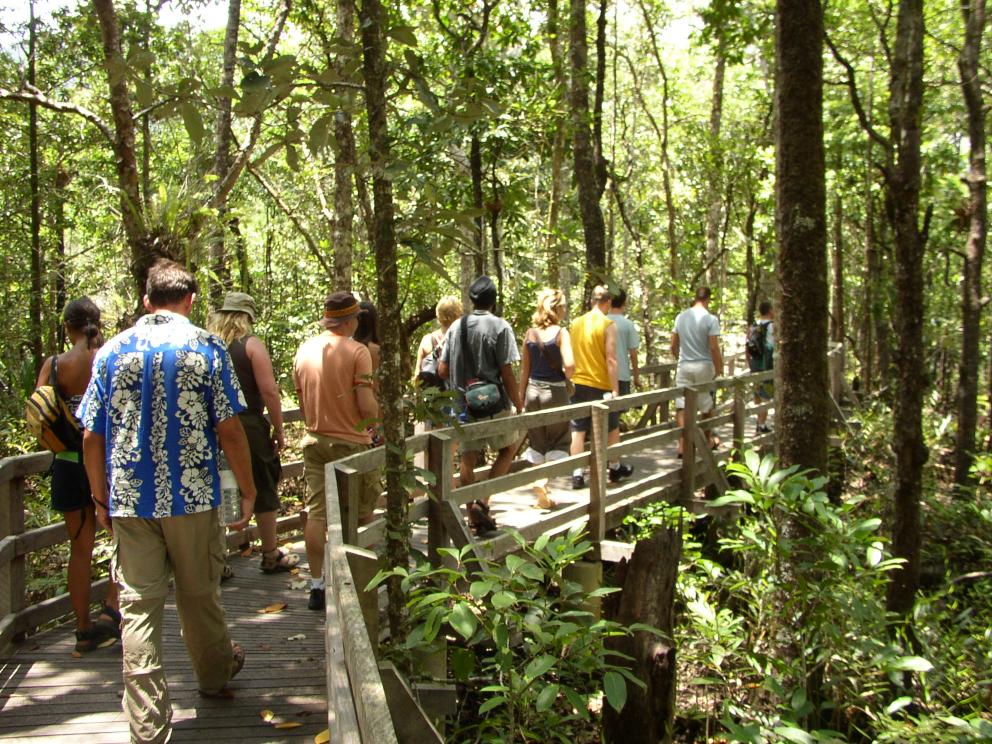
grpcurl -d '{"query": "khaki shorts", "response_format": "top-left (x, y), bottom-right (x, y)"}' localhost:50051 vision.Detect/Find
top-left (459, 408), bottom-right (521, 454)
top-left (302, 433), bottom-right (380, 522)
top-left (675, 361), bottom-right (716, 413)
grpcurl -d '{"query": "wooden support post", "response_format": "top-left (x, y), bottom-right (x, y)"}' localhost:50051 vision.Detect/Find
top-left (377, 661), bottom-right (445, 744)
top-left (564, 560), bottom-right (603, 619)
top-left (680, 388), bottom-right (698, 504)
top-left (427, 432), bottom-right (453, 566)
top-left (345, 545), bottom-right (381, 649)
top-left (660, 367), bottom-right (672, 425)
top-left (732, 378), bottom-right (746, 455)
top-left (693, 427), bottom-right (730, 496)
top-left (334, 464), bottom-right (361, 545)
top-left (0, 476), bottom-right (26, 630)
top-left (588, 402), bottom-right (609, 558)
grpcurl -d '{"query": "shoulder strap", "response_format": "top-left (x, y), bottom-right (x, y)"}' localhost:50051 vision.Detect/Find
top-left (49, 356), bottom-right (62, 398)
top-left (460, 314), bottom-right (477, 378)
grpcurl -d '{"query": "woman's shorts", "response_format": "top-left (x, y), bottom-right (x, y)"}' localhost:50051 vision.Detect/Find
top-left (51, 453), bottom-right (92, 513)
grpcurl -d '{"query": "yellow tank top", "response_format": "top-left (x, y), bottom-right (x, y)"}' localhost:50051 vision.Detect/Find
top-left (570, 310), bottom-right (613, 390)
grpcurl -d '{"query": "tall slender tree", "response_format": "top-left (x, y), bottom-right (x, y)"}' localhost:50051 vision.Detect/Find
top-left (28, 0), bottom-right (43, 370)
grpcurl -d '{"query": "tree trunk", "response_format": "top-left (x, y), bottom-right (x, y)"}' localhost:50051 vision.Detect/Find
top-left (141, 0), bottom-right (153, 210)
top-left (774, 0), bottom-right (829, 476)
top-left (92, 0), bottom-right (150, 297)
top-left (885, 0), bottom-right (926, 618)
top-left (358, 0), bottom-right (407, 639)
top-left (861, 135), bottom-right (876, 393)
top-left (744, 195), bottom-right (758, 323)
top-left (470, 133), bottom-right (486, 276)
top-left (952, 0), bottom-right (986, 487)
top-left (545, 0), bottom-right (569, 292)
top-left (830, 193), bottom-right (845, 346)
top-left (332, 0), bottom-right (358, 291)
top-left (209, 0), bottom-right (242, 304)
top-left (705, 53), bottom-right (725, 288)
top-left (28, 0), bottom-right (43, 371)
top-left (54, 166), bottom-right (71, 351)
top-left (489, 158), bottom-right (505, 308)
top-left (602, 526), bottom-right (681, 743)
top-left (570, 0), bottom-right (607, 299)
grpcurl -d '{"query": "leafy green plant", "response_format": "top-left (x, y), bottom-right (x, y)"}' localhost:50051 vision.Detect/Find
top-left (369, 526), bottom-right (659, 743)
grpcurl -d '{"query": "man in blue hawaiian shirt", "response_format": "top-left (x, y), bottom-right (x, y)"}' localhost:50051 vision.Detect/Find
top-left (80, 259), bottom-right (257, 744)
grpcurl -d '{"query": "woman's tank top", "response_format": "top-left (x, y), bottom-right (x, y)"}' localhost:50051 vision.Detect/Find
top-left (228, 336), bottom-right (264, 414)
top-left (525, 328), bottom-right (566, 383)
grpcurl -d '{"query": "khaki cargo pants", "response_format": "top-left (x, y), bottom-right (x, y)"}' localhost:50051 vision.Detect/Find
top-left (112, 509), bottom-right (236, 744)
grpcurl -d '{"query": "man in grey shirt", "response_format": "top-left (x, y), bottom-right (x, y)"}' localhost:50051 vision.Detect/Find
top-left (607, 288), bottom-right (641, 395)
top-left (671, 286), bottom-right (724, 453)
top-left (439, 276), bottom-right (523, 534)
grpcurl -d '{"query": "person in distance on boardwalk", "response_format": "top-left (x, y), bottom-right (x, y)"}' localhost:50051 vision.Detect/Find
top-left (518, 288), bottom-right (575, 509)
top-left (671, 286), bottom-right (724, 455)
top-left (745, 300), bottom-right (775, 434)
top-left (35, 297), bottom-right (121, 653)
top-left (607, 287), bottom-right (641, 421)
top-left (293, 292), bottom-right (380, 611)
top-left (438, 275), bottom-right (524, 536)
top-left (208, 292), bottom-right (298, 574)
top-left (569, 285), bottom-right (631, 489)
top-left (79, 260), bottom-right (255, 744)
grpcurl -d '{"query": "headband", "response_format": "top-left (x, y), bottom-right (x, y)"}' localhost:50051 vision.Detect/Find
top-left (323, 302), bottom-right (360, 319)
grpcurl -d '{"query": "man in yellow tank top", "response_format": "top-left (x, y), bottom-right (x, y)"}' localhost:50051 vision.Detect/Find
top-left (568, 286), bottom-right (633, 488)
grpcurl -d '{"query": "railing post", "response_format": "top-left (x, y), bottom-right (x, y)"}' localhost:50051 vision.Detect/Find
top-left (733, 378), bottom-right (746, 455)
top-left (680, 388), bottom-right (698, 504)
top-left (333, 465), bottom-right (361, 545)
top-left (588, 403), bottom-right (608, 559)
top-left (427, 431), bottom-right (453, 565)
top-left (0, 475), bottom-right (26, 625)
top-left (660, 367), bottom-right (672, 425)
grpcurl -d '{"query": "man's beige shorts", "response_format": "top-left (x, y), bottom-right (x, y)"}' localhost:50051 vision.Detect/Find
top-left (301, 433), bottom-right (380, 522)
top-left (675, 361), bottom-right (716, 413)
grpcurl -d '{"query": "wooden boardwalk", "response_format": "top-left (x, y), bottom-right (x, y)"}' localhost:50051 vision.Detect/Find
top-left (0, 539), bottom-right (328, 743)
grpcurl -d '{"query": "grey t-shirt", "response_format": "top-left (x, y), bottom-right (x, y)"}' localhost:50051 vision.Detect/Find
top-left (442, 311), bottom-right (520, 410)
top-left (673, 305), bottom-right (721, 364)
top-left (607, 313), bottom-right (640, 382)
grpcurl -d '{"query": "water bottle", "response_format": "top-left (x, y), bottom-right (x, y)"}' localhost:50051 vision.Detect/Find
top-left (217, 452), bottom-right (241, 526)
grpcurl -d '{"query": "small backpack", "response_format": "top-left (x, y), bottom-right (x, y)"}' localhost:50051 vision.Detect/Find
top-left (25, 356), bottom-right (83, 453)
top-left (745, 321), bottom-right (772, 372)
top-left (416, 333), bottom-right (445, 389)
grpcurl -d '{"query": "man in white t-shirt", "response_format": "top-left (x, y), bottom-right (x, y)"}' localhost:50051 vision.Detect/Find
top-left (670, 286), bottom-right (724, 454)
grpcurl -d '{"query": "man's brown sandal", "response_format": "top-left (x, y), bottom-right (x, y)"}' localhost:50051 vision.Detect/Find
top-left (260, 548), bottom-right (301, 573)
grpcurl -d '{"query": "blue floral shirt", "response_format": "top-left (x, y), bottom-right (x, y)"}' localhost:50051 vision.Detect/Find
top-left (78, 312), bottom-right (246, 519)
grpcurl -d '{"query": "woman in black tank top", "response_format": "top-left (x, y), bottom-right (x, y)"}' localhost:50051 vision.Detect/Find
top-left (210, 293), bottom-right (299, 574)
top-left (518, 289), bottom-right (575, 509)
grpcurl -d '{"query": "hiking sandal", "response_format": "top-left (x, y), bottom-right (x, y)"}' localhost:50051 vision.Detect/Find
top-left (220, 561), bottom-right (235, 583)
top-left (198, 642), bottom-right (245, 698)
top-left (260, 548), bottom-right (301, 574)
top-left (74, 622), bottom-right (118, 653)
top-left (467, 500), bottom-right (498, 537)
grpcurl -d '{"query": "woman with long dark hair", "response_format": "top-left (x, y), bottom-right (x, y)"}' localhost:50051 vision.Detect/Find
top-left (35, 297), bottom-right (121, 652)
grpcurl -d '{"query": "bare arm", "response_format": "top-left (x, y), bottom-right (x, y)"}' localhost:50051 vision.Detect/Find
top-left (82, 430), bottom-right (111, 532)
top-left (413, 333), bottom-right (431, 383)
top-left (605, 323), bottom-right (619, 397)
top-left (500, 363), bottom-right (523, 412)
top-left (354, 348), bottom-right (379, 423)
top-left (559, 328), bottom-right (575, 379)
top-left (518, 331), bottom-right (532, 401)
top-left (670, 331), bottom-right (680, 360)
top-left (34, 356), bottom-right (52, 389)
top-left (630, 348), bottom-right (640, 389)
top-left (246, 336), bottom-right (284, 452)
top-left (217, 416), bottom-right (257, 531)
top-left (709, 335), bottom-right (724, 377)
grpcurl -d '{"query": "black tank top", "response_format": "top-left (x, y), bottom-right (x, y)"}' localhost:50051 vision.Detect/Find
top-left (228, 336), bottom-right (264, 415)
top-left (525, 329), bottom-right (566, 383)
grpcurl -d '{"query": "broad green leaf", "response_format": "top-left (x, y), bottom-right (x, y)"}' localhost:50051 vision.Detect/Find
top-left (524, 654), bottom-right (556, 680)
top-left (449, 602), bottom-right (477, 640)
top-left (534, 534), bottom-right (549, 552)
top-left (866, 542), bottom-right (883, 567)
top-left (536, 683), bottom-right (559, 711)
top-left (180, 102), bottom-right (204, 144)
top-left (887, 655), bottom-right (933, 673)
top-left (603, 671), bottom-right (627, 712)
top-left (491, 591), bottom-right (516, 609)
top-left (387, 25), bottom-right (418, 47)
top-left (773, 726), bottom-right (814, 744)
top-left (470, 580), bottom-right (494, 598)
top-left (478, 695), bottom-right (506, 714)
top-left (885, 696), bottom-right (913, 714)
top-left (450, 647), bottom-right (475, 681)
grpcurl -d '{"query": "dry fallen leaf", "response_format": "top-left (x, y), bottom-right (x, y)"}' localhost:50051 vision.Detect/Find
top-left (274, 722), bottom-right (303, 730)
top-left (258, 643), bottom-right (272, 652)
top-left (289, 579), bottom-right (308, 590)
top-left (291, 567), bottom-right (300, 575)
top-left (260, 709), bottom-right (275, 722)
top-left (71, 651), bottom-right (82, 659)
top-left (287, 633), bottom-right (306, 641)
top-left (258, 602), bottom-right (287, 614)
top-left (314, 730), bottom-right (331, 744)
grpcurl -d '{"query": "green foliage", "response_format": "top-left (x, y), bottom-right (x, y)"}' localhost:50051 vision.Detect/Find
top-left (369, 527), bottom-right (658, 742)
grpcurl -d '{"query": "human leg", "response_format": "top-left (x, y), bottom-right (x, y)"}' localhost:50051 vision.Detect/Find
top-left (64, 507), bottom-right (95, 632)
top-left (113, 517), bottom-right (172, 744)
top-left (162, 510), bottom-right (238, 696)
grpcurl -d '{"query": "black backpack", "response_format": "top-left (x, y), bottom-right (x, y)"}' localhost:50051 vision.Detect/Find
top-left (416, 334), bottom-right (445, 389)
top-left (745, 321), bottom-right (773, 372)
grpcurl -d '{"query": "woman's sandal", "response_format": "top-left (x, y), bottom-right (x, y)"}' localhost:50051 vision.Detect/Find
top-left (467, 499), bottom-right (498, 537)
top-left (260, 548), bottom-right (301, 574)
top-left (220, 562), bottom-right (235, 583)
top-left (98, 605), bottom-right (123, 638)
top-left (198, 642), bottom-right (245, 698)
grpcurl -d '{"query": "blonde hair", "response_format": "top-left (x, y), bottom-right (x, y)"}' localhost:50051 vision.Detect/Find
top-left (208, 310), bottom-right (253, 345)
top-left (435, 295), bottom-right (463, 328)
top-left (532, 288), bottom-right (567, 329)
top-left (591, 285), bottom-right (611, 303)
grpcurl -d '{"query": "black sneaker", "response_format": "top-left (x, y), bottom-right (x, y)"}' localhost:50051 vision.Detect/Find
top-left (757, 425), bottom-right (772, 434)
top-left (74, 623), bottom-right (118, 653)
top-left (308, 587), bottom-right (326, 611)
top-left (608, 463), bottom-right (634, 483)
top-left (571, 474), bottom-right (586, 490)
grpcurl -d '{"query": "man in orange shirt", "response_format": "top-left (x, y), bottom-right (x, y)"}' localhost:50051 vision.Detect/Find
top-left (293, 292), bottom-right (380, 611)
top-left (568, 285), bottom-right (632, 488)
